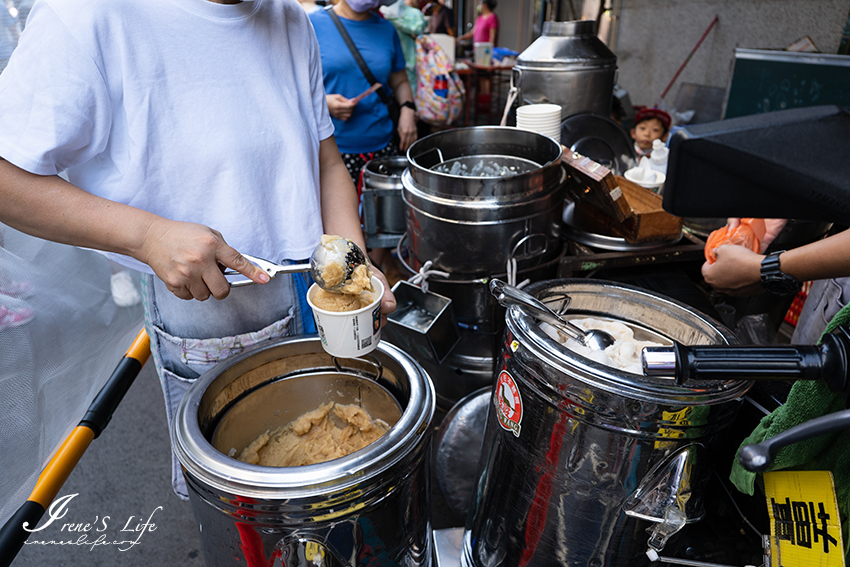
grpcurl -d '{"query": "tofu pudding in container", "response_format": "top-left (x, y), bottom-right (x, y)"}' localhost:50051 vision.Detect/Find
top-left (172, 336), bottom-right (435, 567)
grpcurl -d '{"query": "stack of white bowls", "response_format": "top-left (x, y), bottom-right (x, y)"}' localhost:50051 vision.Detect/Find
top-left (515, 104), bottom-right (562, 143)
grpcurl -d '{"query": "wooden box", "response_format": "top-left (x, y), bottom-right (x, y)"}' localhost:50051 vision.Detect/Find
top-left (562, 150), bottom-right (683, 243)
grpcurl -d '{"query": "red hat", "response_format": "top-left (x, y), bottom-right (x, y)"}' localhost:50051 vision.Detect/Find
top-left (634, 107), bottom-right (671, 131)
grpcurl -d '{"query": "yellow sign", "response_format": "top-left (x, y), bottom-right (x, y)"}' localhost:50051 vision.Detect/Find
top-left (764, 471), bottom-right (844, 567)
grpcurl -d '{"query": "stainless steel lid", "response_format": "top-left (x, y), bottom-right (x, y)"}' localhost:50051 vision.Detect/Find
top-left (517, 20), bottom-right (617, 70)
top-left (506, 279), bottom-right (752, 405)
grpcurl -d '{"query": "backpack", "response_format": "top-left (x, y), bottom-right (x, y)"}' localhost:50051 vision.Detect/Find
top-left (414, 35), bottom-right (465, 127)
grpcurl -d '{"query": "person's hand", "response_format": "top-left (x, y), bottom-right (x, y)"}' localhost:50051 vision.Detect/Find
top-left (137, 218), bottom-right (269, 301)
top-left (724, 218), bottom-right (788, 253)
top-left (326, 94), bottom-right (356, 121)
top-left (397, 106), bottom-right (417, 152)
top-left (369, 265), bottom-right (397, 326)
top-left (701, 243), bottom-right (765, 297)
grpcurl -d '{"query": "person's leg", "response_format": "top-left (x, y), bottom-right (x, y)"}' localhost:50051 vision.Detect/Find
top-left (141, 271), bottom-right (303, 499)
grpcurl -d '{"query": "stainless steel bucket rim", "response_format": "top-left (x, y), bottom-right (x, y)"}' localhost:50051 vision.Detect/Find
top-left (506, 279), bottom-right (753, 405)
top-left (406, 126), bottom-right (563, 178)
top-left (171, 337), bottom-right (435, 498)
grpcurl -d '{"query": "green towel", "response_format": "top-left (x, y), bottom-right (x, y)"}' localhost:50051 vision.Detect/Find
top-left (729, 302), bottom-right (850, 561)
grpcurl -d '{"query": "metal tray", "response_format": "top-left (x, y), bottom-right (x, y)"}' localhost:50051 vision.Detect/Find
top-left (562, 201), bottom-right (682, 252)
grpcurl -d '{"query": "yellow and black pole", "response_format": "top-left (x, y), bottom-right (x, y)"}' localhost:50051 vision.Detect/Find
top-left (0, 329), bottom-right (151, 567)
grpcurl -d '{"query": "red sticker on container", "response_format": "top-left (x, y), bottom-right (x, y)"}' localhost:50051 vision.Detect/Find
top-left (495, 370), bottom-right (523, 437)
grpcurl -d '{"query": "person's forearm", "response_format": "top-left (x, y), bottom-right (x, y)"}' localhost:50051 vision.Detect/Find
top-left (775, 229), bottom-right (850, 282)
top-left (0, 159), bottom-right (158, 260)
top-left (317, 137), bottom-right (366, 253)
top-left (390, 72), bottom-right (414, 105)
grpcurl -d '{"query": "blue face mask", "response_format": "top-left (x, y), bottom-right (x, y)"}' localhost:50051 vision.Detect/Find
top-left (346, 0), bottom-right (393, 12)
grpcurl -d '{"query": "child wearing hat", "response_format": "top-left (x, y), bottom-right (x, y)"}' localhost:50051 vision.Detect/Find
top-left (631, 108), bottom-right (671, 157)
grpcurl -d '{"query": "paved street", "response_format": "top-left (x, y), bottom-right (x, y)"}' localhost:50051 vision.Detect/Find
top-left (12, 361), bottom-right (204, 567)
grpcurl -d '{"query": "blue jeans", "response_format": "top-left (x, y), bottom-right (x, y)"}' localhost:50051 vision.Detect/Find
top-left (141, 269), bottom-right (314, 498)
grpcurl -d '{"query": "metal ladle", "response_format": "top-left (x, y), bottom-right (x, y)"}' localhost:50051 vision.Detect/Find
top-left (223, 236), bottom-right (369, 292)
top-left (489, 279), bottom-right (616, 351)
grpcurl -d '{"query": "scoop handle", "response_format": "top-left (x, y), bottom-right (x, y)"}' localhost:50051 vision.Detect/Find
top-left (223, 255), bottom-right (311, 286)
top-left (489, 279), bottom-right (588, 343)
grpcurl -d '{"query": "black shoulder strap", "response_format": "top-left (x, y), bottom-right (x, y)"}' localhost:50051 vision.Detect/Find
top-left (324, 6), bottom-right (392, 106)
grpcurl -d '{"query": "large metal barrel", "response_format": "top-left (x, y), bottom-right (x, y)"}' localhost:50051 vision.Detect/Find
top-left (397, 127), bottom-right (567, 408)
top-left (463, 279), bottom-right (751, 567)
top-left (172, 337), bottom-right (435, 567)
top-left (514, 20), bottom-right (617, 120)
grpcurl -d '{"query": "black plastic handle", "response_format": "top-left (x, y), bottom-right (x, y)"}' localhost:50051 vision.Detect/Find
top-left (643, 331), bottom-right (850, 395)
top-left (0, 501), bottom-right (45, 567)
top-left (738, 409), bottom-right (850, 472)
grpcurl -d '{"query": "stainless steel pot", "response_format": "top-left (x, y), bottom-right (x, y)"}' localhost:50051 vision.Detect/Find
top-left (403, 127), bottom-right (566, 276)
top-left (172, 336), bottom-right (435, 567)
top-left (514, 20), bottom-right (618, 120)
top-left (362, 156), bottom-right (408, 235)
top-left (462, 279), bottom-right (751, 567)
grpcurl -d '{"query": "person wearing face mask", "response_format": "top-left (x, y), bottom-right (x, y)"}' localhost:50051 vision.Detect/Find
top-left (310, 0), bottom-right (417, 282)
top-left (0, 0), bottom-right (396, 500)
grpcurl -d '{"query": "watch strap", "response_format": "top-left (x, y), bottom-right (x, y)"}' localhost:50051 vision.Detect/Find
top-left (760, 251), bottom-right (802, 295)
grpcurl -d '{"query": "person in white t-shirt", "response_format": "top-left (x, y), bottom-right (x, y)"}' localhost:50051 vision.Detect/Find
top-left (0, 0), bottom-right (396, 499)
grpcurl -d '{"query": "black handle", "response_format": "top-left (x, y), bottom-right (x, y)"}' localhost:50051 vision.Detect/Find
top-left (643, 331), bottom-right (850, 395)
top-left (0, 501), bottom-right (45, 567)
top-left (738, 409), bottom-right (850, 472)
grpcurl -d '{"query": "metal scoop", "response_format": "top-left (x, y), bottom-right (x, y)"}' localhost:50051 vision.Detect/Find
top-left (489, 279), bottom-right (616, 351)
top-left (223, 236), bottom-right (369, 292)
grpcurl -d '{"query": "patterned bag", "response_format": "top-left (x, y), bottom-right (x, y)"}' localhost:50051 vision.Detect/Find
top-left (415, 35), bottom-right (465, 126)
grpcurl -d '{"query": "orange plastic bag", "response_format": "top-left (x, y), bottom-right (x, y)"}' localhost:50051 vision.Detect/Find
top-left (704, 218), bottom-right (766, 264)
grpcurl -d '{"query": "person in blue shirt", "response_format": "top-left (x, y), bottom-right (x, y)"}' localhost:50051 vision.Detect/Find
top-left (310, 0), bottom-right (417, 279)
top-left (310, 0), bottom-right (416, 185)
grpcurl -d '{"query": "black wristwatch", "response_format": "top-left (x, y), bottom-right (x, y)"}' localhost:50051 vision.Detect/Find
top-left (400, 101), bottom-right (416, 111)
top-left (760, 251), bottom-right (802, 295)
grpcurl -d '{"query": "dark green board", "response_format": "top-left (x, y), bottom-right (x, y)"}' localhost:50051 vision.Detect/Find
top-left (724, 48), bottom-right (850, 119)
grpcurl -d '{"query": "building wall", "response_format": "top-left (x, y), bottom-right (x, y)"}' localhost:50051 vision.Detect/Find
top-left (613, 0), bottom-right (849, 107)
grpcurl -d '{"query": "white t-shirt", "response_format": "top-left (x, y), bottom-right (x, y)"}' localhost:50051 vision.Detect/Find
top-left (0, 0), bottom-right (334, 273)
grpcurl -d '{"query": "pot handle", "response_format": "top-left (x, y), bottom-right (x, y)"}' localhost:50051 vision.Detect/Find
top-left (333, 354), bottom-right (384, 383)
top-left (509, 232), bottom-right (549, 263)
top-left (738, 408), bottom-right (850, 472)
top-left (510, 66), bottom-right (522, 92)
top-left (641, 328), bottom-right (850, 396)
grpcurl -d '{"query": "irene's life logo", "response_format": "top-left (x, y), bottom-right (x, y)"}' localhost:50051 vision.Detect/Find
top-left (23, 493), bottom-right (162, 552)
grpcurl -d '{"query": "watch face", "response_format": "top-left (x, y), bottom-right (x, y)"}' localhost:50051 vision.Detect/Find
top-left (763, 274), bottom-right (802, 295)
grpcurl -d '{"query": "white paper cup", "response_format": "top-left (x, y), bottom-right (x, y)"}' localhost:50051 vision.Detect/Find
top-left (516, 103), bottom-right (562, 118)
top-left (307, 276), bottom-right (384, 358)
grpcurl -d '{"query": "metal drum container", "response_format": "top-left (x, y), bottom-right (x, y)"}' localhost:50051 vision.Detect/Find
top-left (172, 337), bottom-right (435, 567)
top-left (397, 127), bottom-right (567, 407)
top-left (362, 156), bottom-right (408, 239)
top-left (463, 279), bottom-right (752, 567)
top-left (514, 20), bottom-right (617, 120)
